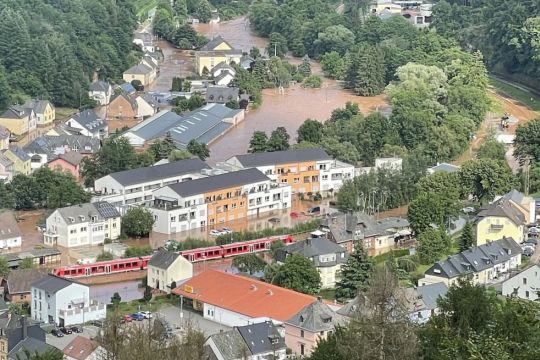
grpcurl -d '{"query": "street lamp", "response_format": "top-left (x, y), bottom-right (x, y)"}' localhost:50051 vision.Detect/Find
top-left (180, 295), bottom-right (184, 329)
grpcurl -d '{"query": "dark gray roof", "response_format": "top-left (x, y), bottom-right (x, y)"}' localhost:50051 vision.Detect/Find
top-left (106, 158), bottom-right (210, 186)
top-left (415, 282), bottom-right (448, 310)
top-left (136, 92), bottom-right (159, 108)
top-left (207, 328), bottom-right (248, 360)
top-left (129, 110), bottom-right (184, 141)
top-left (69, 110), bottom-right (106, 134)
top-left (8, 337), bottom-right (57, 360)
top-left (1, 106), bottom-right (32, 120)
top-left (205, 86), bottom-right (239, 104)
top-left (22, 99), bottom-right (52, 115)
top-left (424, 237), bottom-right (522, 279)
top-left (476, 199), bottom-right (525, 226)
top-left (211, 61), bottom-right (233, 74)
top-left (276, 237), bottom-right (347, 267)
top-left (149, 250), bottom-right (181, 270)
top-left (200, 36), bottom-right (234, 51)
top-left (56, 203), bottom-right (103, 225)
top-left (0, 313), bottom-right (40, 332)
top-left (0, 298), bottom-right (6, 312)
top-left (89, 80), bottom-right (110, 92)
top-left (24, 135), bottom-right (100, 158)
top-left (233, 148), bottom-right (331, 167)
top-left (236, 321), bottom-right (286, 355)
top-left (92, 201), bottom-right (121, 219)
top-left (124, 63), bottom-right (153, 75)
top-left (7, 268), bottom-right (48, 295)
top-left (3, 248), bottom-right (61, 268)
top-left (0, 211), bottom-right (21, 241)
top-left (7, 146), bottom-right (30, 162)
top-left (31, 274), bottom-right (75, 293)
top-left (56, 151), bottom-right (84, 166)
top-left (502, 189), bottom-right (525, 205)
top-left (167, 168), bottom-right (269, 197)
top-left (287, 300), bottom-right (346, 332)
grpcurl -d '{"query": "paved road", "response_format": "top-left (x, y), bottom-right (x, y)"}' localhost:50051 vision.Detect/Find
top-left (46, 325), bottom-right (100, 350)
top-left (157, 305), bottom-right (231, 336)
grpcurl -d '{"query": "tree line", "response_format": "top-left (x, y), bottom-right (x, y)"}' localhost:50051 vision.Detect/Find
top-left (0, 0), bottom-right (140, 110)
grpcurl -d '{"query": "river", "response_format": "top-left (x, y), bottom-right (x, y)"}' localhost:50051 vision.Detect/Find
top-left (146, 17), bottom-right (388, 164)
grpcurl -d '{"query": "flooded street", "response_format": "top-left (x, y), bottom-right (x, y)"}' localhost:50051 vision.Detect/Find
top-left (140, 17), bottom-right (389, 164)
top-left (90, 280), bottom-right (143, 304)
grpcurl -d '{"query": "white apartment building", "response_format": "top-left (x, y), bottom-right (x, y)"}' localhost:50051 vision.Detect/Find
top-left (92, 158), bottom-right (210, 212)
top-left (43, 202), bottom-right (121, 248)
top-left (150, 168), bottom-right (291, 234)
top-left (501, 264), bottom-right (540, 301)
top-left (31, 275), bottom-right (106, 326)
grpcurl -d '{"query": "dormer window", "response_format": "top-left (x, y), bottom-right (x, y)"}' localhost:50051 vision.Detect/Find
top-left (79, 215), bottom-right (85, 221)
top-left (68, 217), bottom-right (75, 223)
top-left (299, 315), bottom-right (304, 322)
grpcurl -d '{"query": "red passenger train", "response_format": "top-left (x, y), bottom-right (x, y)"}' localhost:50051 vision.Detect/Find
top-left (52, 234), bottom-right (293, 278)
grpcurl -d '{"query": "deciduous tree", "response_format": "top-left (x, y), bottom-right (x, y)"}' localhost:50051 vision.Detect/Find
top-left (271, 254), bottom-right (321, 295)
top-left (335, 245), bottom-right (374, 302)
top-left (122, 207), bottom-right (155, 237)
top-left (248, 131), bottom-right (268, 153)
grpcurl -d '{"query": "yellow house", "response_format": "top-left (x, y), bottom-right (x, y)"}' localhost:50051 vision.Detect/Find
top-left (22, 99), bottom-right (55, 126)
top-left (123, 63), bottom-right (156, 87)
top-left (3, 146), bottom-right (31, 175)
top-left (147, 250), bottom-right (193, 294)
top-left (196, 36), bottom-right (242, 75)
top-left (0, 106), bottom-right (37, 135)
top-left (475, 199), bottom-right (525, 246)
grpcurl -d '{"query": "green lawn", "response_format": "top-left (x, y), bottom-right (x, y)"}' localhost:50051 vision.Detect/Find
top-left (55, 107), bottom-right (78, 121)
top-left (489, 77), bottom-right (540, 112)
top-left (107, 295), bottom-right (178, 317)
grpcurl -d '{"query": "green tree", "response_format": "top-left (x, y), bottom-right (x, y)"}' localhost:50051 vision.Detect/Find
top-left (111, 292), bottom-right (122, 307)
top-left (232, 254), bottom-right (267, 274)
top-left (346, 45), bottom-right (385, 96)
top-left (122, 207), bottom-right (155, 237)
top-left (143, 286), bottom-right (152, 302)
top-left (415, 172), bottom-right (461, 201)
top-left (270, 240), bottom-right (284, 259)
top-left (97, 252), bottom-right (114, 262)
top-left (313, 25), bottom-right (355, 56)
top-left (0, 256), bottom-right (9, 277)
top-left (320, 51), bottom-right (347, 80)
top-left (408, 192), bottom-right (457, 235)
top-left (297, 119), bottom-right (323, 144)
top-left (168, 149), bottom-right (193, 162)
top-left (124, 246), bottom-right (154, 258)
top-left (186, 140), bottom-right (210, 160)
top-left (302, 75), bottom-right (322, 88)
top-left (459, 221), bottom-right (474, 252)
top-left (271, 254), bottom-right (321, 295)
top-left (0, 65), bottom-right (10, 111)
top-left (249, 47), bottom-right (261, 59)
top-left (150, 132), bottom-right (177, 161)
top-left (248, 131), bottom-right (268, 153)
top-left (335, 245), bottom-right (374, 302)
top-left (477, 137), bottom-right (506, 161)
top-left (266, 32), bottom-right (288, 57)
top-left (458, 159), bottom-right (516, 203)
top-left (417, 228), bottom-right (450, 264)
top-left (514, 119), bottom-right (540, 162)
top-left (308, 327), bottom-right (346, 360)
top-left (267, 127), bottom-right (290, 151)
top-left (298, 55), bottom-right (311, 76)
top-left (0, 182), bottom-right (15, 209)
top-left (19, 257), bottom-right (34, 269)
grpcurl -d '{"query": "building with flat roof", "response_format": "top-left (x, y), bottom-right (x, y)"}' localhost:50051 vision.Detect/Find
top-left (93, 158), bottom-right (210, 211)
top-left (150, 168), bottom-right (291, 233)
top-left (224, 148), bottom-right (355, 194)
top-left (173, 270), bottom-right (317, 327)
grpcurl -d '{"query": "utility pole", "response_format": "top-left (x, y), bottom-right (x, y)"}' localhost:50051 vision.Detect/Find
top-left (524, 156), bottom-right (532, 196)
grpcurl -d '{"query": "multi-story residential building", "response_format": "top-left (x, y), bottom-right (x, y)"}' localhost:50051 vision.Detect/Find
top-left (21, 99), bottom-right (55, 126)
top-left (205, 321), bottom-right (286, 360)
top-left (2, 269), bottom-right (48, 304)
top-left (0, 211), bottom-right (22, 250)
top-left (31, 275), bottom-right (106, 326)
top-left (285, 299), bottom-right (346, 357)
top-left (475, 198), bottom-right (525, 246)
top-left (0, 313), bottom-right (56, 360)
top-left (224, 148), bottom-right (355, 194)
top-left (147, 250), bottom-right (193, 294)
top-left (501, 264), bottom-right (540, 301)
top-left (276, 233), bottom-right (347, 288)
top-left (0, 154), bottom-right (13, 183)
top-left (66, 110), bottom-right (108, 139)
top-left (419, 237), bottom-right (522, 287)
top-left (150, 168), bottom-right (291, 233)
top-left (3, 147), bottom-right (31, 176)
top-left (122, 63), bottom-right (156, 87)
top-left (93, 159), bottom-right (210, 211)
top-left (0, 106), bottom-right (37, 136)
top-left (195, 36), bottom-right (242, 75)
top-left (495, 189), bottom-right (536, 224)
top-left (43, 202), bottom-right (121, 248)
top-left (88, 80), bottom-right (112, 106)
top-left (107, 93), bottom-right (139, 120)
top-left (321, 212), bottom-right (411, 255)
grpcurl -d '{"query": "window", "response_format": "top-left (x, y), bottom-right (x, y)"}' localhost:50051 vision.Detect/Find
top-left (80, 227), bottom-right (87, 232)
top-left (70, 229), bottom-right (76, 234)
top-left (293, 178), bottom-right (299, 184)
top-left (526, 291), bottom-right (530, 298)
top-left (170, 216), bottom-right (176, 223)
top-left (300, 344), bottom-right (305, 356)
top-left (523, 278), bottom-right (527, 285)
top-left (300, 330), bottom-right (304, 338)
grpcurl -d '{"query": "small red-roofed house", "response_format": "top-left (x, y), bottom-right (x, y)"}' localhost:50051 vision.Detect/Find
top-left (63, 336), bottom-right (106, 360)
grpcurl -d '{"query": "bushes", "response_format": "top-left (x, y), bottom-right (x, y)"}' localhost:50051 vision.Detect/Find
top-left (124, 246), bottom-right (153, 258)
top-left (302, 75), bottom-right (322, 88)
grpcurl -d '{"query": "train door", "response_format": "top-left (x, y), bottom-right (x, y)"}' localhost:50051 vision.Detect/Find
top-left (85, 267), bottom-right (91, 276)
top-left (249, 244), bottom-right (254, 253)
top-left (105, 265), bottom-right (111, 274)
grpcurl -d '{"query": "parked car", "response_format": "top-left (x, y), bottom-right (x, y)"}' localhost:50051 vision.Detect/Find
top-left (307, 206), bottom-right (321, 215)
top-left (131, 313), bottom-right (144, 321)
top-left (51, 329), bottom-right (64, 337)
top-left (60, 327), bottom-right (72, 335)
top-left (523, 246), bottom-right (535, 257)
top-left (268, 217), bottom-right (281, 224)
top-left (92, 320), bottom-right (104, 327)
top-left (121, 315), bottom-right (133, 323)
top-left (140, 311), bottom-right (152, 319)
top-left (526, 238), bottom-right (538, 246)
top-left (461, 206), bottom-right (475, 213)
top-left (221, 227), bottom-right (232, 234)
top-left (210, 229), bottom-right (222, 237)
top-left (70, 325), bottom-right (83, 333)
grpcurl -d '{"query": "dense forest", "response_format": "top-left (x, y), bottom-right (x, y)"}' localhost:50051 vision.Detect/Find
top-left (0, 0), bottom-right (140, 110)
top-left (431, 0), bottom-right (540, 87)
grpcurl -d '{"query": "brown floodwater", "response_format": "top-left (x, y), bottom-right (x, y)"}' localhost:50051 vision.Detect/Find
top-left (147, 17), bottom-right (390, 163)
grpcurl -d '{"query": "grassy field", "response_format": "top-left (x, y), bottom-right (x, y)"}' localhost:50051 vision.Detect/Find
top-left (489, 77), bottom-right (540, 112)
top-left (107, 295), bottom-right (178, 317)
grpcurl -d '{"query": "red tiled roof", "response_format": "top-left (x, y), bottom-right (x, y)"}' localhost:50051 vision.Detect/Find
top-left (173, 269), bottom-right (316, 322)
top-left (63, 336), bottom-right (97, 360)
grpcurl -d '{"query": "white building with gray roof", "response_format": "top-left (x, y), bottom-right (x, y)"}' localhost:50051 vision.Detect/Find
top-left (0, 210), bottom-right (22, 250)
top-left (31, 275), bottom-right (106, 326)
top-left (501, 264), bottom-right (540, 301)
top-left (147, 250), bottom-right (193, 294)
top-left (92, 158), bottom-right (210, 211)
top-left (43, 202), bottom-right (121, 248)
top-left (88, 80), bottom-right (112, 105)
top-left (67, 110), bottom-right (108, 139)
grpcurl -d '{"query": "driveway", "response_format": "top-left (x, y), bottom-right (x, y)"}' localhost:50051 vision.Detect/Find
top-left (46, 325), bottom-right (100, 350)
top-left (156, 305), bottom-right (230, 336)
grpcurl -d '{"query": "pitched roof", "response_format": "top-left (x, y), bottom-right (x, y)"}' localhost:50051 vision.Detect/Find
top-left (276, 237), bottom-right (347, 267)
top-left (0, 211), bottom-right (21, 241)
top-left (105, 158), bottom-right (210, 186)
top-left (3, 248), bottom-right (61, 268)
top-left (119, 83), bottom-right (136, 93)
top-left (211, 61), bottom-right (234, 74)
top-left (476, 199), bottom-right (525, 226)
top-left (207, 329), bottom-right (247, 360)
top-left (7, 268), bottom-right (48, 295)
top-left (55, 203), bottom-right (103, 225)
top-left (149, 250), bottom-right (181, 270)
top-left (0, 152), bottom-right (13, 167)
top-left (89, 80), bottom-right (110, 93)
top-left (63, 336), bottom-right (98, 360)
top-left (92, 201), bottom-right (121, 219)
top-left (136, 92), bottom-right (159, 108)
top-left (424, 237), bottom-right (522, 279)
top-left (9, 337), bottom-right (57, 359)
top-left (7, 146), bottom-right (30, 162)
top-left (110, 93), bottom-right (138, 111)
top-left (415, 282), bottom-right (448, 310)
top-left (200, 36), bottom-right (234, 51)
top-left (22, 99), bottom-right (52, 115)
top-left (24, 135), bottom-right (100, 158)
top-left (166, 168), bottom-right (269, 197)
top-left (126, 110), bottom-right (184, 141)
top-left (1, 106), bottom-right (32, 120)
top-left (0, 313), bottom-right (40, 331)
top-left (0, 125), bottom-right (10, 139)
top-left (428, 162), bottom-right (460, 173)
top-left (55, 151), bottom-right (84, 166)
top-left (236, 321), bottom-right (285, 355)
top-left (205, 86), bottom-right (239, 104)
top-left (173, 270), bottom-right (317, 322)
top-left (31, 274), bottom-right (77, 293)
top-left (502, 189), bottom-right (525, 205)
top-left (214, 72), bottom-right (234, 84)
top-left (70, 110), bottom-right (106, 134)
top-left (124, 63), bottom-right (153, 75)
top-left (232, 148), bottom-right (331, 167)
top-left (287, 300), bottom-right (346, 332)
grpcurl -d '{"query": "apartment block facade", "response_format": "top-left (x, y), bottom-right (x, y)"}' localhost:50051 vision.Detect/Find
top-left (150, 168), bottom-right (291, 234)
